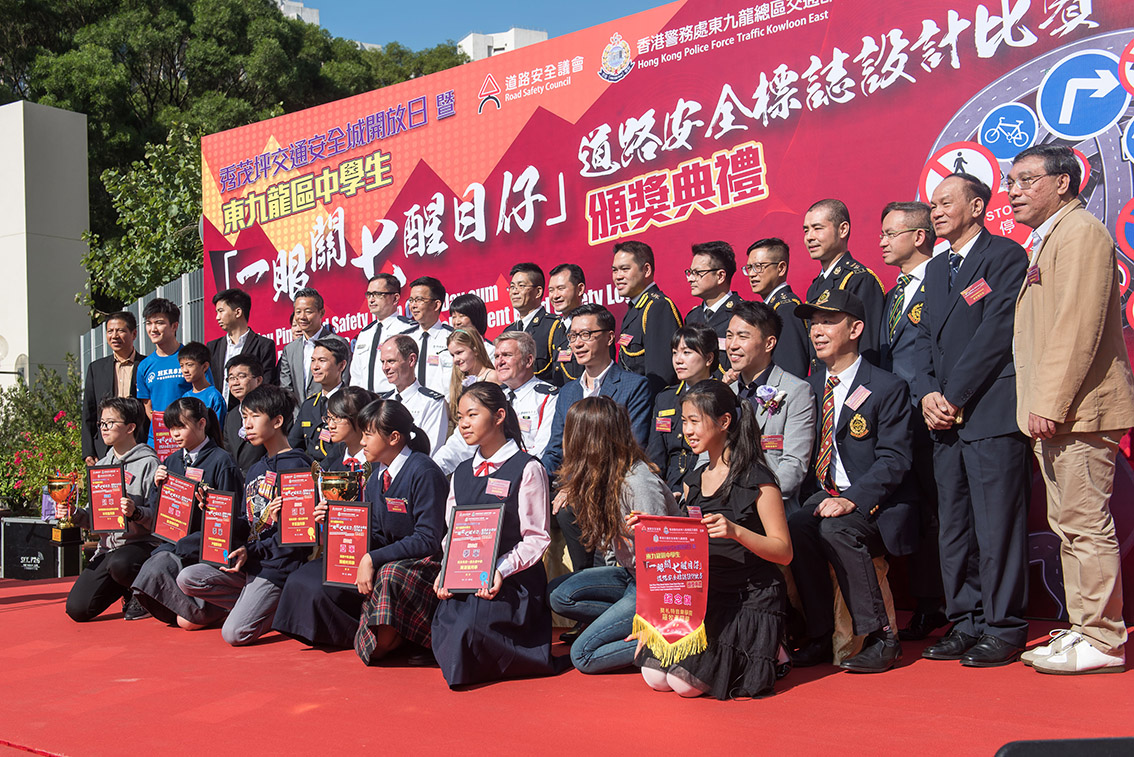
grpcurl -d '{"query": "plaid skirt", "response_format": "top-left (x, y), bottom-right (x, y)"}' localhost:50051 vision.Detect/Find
top-left (355, 555), bottom-right (440, 661)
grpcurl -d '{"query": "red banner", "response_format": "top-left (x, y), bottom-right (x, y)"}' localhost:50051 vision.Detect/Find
top-left (201, 1), bottom-right (1133, 356)
top-left (154, 474), bottom-right (198, 544)
top-left (87, 465), bottom-right (126, 534)
top-left (633, 515), bottom-right (708, 665)
top-left (323, 501), bottom-right (370, 587)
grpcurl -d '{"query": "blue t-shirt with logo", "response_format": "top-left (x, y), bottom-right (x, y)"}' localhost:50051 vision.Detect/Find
top-left (137, 348), bottom-right (209, 445)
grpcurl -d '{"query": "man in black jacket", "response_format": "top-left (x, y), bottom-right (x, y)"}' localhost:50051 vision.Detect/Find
top-left (82, 312), bottom-right (147, 465)
top-left (207, 288), bottom-right (278, 405)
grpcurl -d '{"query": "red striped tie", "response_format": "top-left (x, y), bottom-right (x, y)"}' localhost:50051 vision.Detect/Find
top-left (382, 470), bottom-right (392, 493)
top-left (815, 375), bottom-right (840, 495)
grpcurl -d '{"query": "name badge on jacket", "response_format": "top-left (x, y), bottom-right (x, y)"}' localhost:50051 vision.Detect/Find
top-left (386, 497), bottom-right (408, 513)
top-left (961, 278), bottom-right (992, 305)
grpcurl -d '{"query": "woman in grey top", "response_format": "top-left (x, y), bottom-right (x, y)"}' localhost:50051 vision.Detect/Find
top-left (548, 397), bottom-right (681, 673)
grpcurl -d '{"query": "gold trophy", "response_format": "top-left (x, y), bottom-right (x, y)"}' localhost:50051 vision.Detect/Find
top-left (47, 472), bottom-right (81, 544)
top-left (311, 461), bottom-right (371, 502)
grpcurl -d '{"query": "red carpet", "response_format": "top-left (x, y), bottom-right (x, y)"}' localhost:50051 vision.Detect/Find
top-left (1, 577), bottom-right (1132, 755)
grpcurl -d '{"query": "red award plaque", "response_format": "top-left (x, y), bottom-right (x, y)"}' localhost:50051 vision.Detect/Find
top-left (154, 472), bottom-right (198, 543)
top-left (440, 505), bottom-right (504, 593)
top-left (151, 412), bottom-right (179, 461)
top-left (323, 501), bottom-right (370, 588)
top-left (279, 470), bottom-right (318, 546)
top-left (200, 490), bottom-right (236, 567)
top-left (87, 465), bottom-right (127, 534)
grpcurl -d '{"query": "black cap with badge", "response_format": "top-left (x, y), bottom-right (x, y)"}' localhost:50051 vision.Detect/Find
top-left (793, 289), bottom-right (866, 321)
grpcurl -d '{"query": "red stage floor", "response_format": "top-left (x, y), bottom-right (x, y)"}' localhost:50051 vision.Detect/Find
top-left (1, 577), bottom-right (1132, 755)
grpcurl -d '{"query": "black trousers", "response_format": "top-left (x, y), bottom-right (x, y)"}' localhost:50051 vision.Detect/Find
top-left (65, 542), bottom-right (156, 622)
top-left (788, 494), bottom-right (889, 639)
top-left (933, 431), bottom-right (1030, 646)
top-left (907, 423), bottom-right (944, 605)
top-left (555, 506), bottom-right (596, 573)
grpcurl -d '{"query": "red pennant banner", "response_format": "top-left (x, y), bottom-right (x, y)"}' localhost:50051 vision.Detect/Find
top-left (632, 515), bottom-right (708, 665)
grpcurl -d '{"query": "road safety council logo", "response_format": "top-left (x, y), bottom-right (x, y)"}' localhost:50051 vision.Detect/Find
top-left (598, 33), bottom-right (634, 83)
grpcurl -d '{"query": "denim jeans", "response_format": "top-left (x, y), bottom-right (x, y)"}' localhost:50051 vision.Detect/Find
top-left (549, 566), bottom-right (636, 674)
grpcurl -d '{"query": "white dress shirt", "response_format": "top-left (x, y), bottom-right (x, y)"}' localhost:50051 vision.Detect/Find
top-left (408, 321), bottom-right (455, 397)
top-left (350, 314), bottom-right (415, 393)
top-left (899, 259), bottom-right (929, 314)
top-left (375, 445), bottom-right (412, 486)
top-left (222, 329), bottom-right (249, 401)
top-left (580, 362), bottom-right (613, 398)
top-left (300, 324), bottom-right (330, 389)
top-left (826, 355), bottom-right (863, 492)
top-left (442, 439), bottom-right (550, 578)
top-left (389, 380), bottom-right (449, 455)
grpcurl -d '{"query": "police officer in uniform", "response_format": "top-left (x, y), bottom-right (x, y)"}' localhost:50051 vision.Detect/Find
top-left (350, 273), bottom-right (416, 393)
top-left (803, 199), bottom-right (885, 366)
top-left (288, 338), bottom-right (349, 462)
top-left (504, 262), bottom-right (561, 386)
top-left (376, 335), bottom-right (449, 455)
top-left (683, 241), bottom-right (744, 373)
top-left (612, 240), bottom-right (683, 399)
top-left (743, 237), bottom-right (810, 379)
top-left (403, 276), bottom-right (455, 397)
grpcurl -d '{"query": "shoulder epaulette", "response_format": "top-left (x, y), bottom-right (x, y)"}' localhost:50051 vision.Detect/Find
top-left (358, 320), bottom-right (378, 333)
top-left (534, 383), bottom-right (558, 396)
top-left (378, 390), bottom-right (396, 400)
top-left (439, 323), bottom-right (454, 332)
top-left (419, 387), bottom-right (445, 401)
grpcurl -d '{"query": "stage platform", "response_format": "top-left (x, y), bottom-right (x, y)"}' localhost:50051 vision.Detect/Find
top-left (1, 577), bottom-right (1131, 755)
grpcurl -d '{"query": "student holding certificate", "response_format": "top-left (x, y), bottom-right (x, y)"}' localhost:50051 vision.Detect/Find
top-left (431, 383), bottom-right (555, 687)
top-left (129, 397), bottom-right (243, 624)
top-left (66, 398), bottom-right (160, 622)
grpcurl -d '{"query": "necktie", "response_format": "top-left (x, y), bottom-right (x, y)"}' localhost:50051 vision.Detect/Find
top-left (367, 322), bottom-right (383, 389)
top-left (183, 450), bottom-right (192, 468)
top-left (381, 470), bottom-right (392, 493)
top-left (475, 461), bottom-right (498, 477)
top-left (505, 387), bottom-right (517, 404)
top-left (417, 331), bottom-right (429, 385)
top-left (1029, 230), bottom-right (1043, 256)
top-left (887, 274), bottom-right (913, 338)
top-left (393, 392), bottom-right (402, 403)
top-left (948, 252), bottom-right (963, 289)
top-left (815, 375), bottom-right (840, 495)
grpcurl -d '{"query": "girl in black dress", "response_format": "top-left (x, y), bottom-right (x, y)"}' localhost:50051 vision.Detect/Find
top-left (633, 379), bottom-right (792, 699)
top-left (431, 382), bottom-right (555, 687)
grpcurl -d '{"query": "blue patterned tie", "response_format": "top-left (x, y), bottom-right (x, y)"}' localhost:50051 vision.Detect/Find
top-left (948, 252), bottom-right (963, 289)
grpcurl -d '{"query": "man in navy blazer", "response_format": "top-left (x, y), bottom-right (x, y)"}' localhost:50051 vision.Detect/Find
top-left (788, 289), bottom-right (917, 674)
top-left (914, 173), bottom-right (1031, 668)
top-left (878, 201), bottom-right (947, 641)
top-left (542, 303), bottom-right (651, 573)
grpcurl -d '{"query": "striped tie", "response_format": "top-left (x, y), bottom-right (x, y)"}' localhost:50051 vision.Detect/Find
top-left (815, 375), bottom-right (840, 495)
top-left (887, 274), bottom-right (913, 338)
top-left (948, 252), bottom-right (963, 289)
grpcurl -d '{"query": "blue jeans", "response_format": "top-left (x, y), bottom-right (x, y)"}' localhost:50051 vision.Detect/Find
top-left (549, 566), bottom-right (636, 674)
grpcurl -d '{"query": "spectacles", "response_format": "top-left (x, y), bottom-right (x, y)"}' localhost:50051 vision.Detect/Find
top-left (325, 414), bottom-right (348, 426)
top-left (366, 291), bottom-right (398, 300)
top-left (878, 228), bottom-right (924, 240)
top-left (1004, 174), bottom-right (1051, 191)
top-left (684, 268), bottom-right (723, 279)
top-left (507, 283), bottom-right (535, 292)
top-left (741, 262), bottom-right (776, 275)
top-left (566, 329), bottom-right (610, 343)
top-left (97, 420), bottom-right (125, 430)
top-left (227, 372), bottom-right (252, 382)
top-left (405, 296), bottom-right (438, 305)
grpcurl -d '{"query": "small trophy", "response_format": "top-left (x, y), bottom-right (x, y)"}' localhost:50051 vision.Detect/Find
top-left (311, 461), bottom-right (371, 502)
top-left (47, 472), bottom-right (81, 544)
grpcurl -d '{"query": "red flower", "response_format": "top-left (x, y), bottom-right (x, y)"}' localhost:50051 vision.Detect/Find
top-left (14, 480), bottom-right (22, 489)
top-left (53, 411), bottom-right (66, 422)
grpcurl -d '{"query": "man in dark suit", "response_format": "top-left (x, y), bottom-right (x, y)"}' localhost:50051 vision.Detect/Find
top-left (804, 199), bottom-right (885, 365)
top-left (878, 201), bottom-right (947, 641)
top-left (914, 173), bottom-right (1031, 667)
top-left (683, 240), bottom-right (744, 372)
top-left (82, 312), bottom-right (147, 464)
top-left (222, 355), bottom-right (266, 474)
top-left (288, 338), bottom-right (349, 462)
top-left (744, 237), bottom-right (810, 379)
top-left (788, 290), bottom-right (917, 674)
top-left (504, 262), bottom-right (561, 386)
top-left (612, 240), bottom-right (683, 399)
top-left (542, 303), bottom-right (651, 572)
top-left (207, 288), bottom-right (278, 405)
top-left (278, 288), bottom-right (349, 402)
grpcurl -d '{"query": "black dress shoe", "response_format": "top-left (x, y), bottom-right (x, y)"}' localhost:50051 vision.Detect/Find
top-left (122, 596), bottom-right (151, 621)
top-left (559, 622), bottom-right (586, 644)
top-left (922, 628), bottom-right (979, 660)
top-left (960, 634), bottom-right (1021, 667)
top-left (791, 634), bottom-right (833, 668)
top-left (898, 610), bottom-right (950, 641)
top-left (839, 636), bottom-right (902, 673)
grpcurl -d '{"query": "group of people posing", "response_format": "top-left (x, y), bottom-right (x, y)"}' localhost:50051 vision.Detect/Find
top-left (68, 145), bottom-right (1134, 698)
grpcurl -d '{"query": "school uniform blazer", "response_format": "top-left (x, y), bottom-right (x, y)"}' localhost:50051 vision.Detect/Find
top-left (363, 450), bottom-right (449, 565)
top-left (879, 280), bottom-right (927, 408)
top-left (207, 330), bottom-right (278, 393)
top-left (541, 363), bottom-right (652, 476)
top-left (1014, 200), bottom-right (1134, 434)
top-left (806, 360), bottom-right (917, 556)
top-left (748, 365), bottom-right (816, 511)
top-left (81, 352), bottom-right (146, 460)
top-left (912, 228), bottom-right (1029, 442)
top-left (278, 326), bottom-right (349, 400)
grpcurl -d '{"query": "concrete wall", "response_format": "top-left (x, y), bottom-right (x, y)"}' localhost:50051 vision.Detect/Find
top-left (459, 28), bottom-right (549, 61)
top-left (0, 101), bottom-right (90, 388)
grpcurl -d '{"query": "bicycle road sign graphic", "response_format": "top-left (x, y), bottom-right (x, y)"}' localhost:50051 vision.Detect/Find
top-left (979, 103), bottom-right (1038, 160)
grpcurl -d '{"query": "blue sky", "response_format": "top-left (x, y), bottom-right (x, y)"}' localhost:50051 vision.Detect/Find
top-left (314, 0), bottom-right (666, 49)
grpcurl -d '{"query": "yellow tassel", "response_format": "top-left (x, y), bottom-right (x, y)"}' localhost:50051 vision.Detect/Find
top-left (632, 614), bottom-right (707, 667)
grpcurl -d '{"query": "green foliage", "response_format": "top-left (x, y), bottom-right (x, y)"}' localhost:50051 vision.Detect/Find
top-left (0, 0), bottom-right (468, 315)
top-left (0, 356), bottom-right (84, 513)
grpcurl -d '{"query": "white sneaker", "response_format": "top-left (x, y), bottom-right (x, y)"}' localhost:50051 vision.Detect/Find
top-left (1020, 629), bottom-right (1080, 667)
top-left (1032, 637), bottom-right (1125, 675)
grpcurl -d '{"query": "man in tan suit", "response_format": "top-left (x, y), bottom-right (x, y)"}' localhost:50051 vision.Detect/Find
top-left (1010, 144), bottom-right (1134, 675)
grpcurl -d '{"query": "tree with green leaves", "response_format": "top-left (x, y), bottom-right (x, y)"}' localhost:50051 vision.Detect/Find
top-left (0, 0), bottom-right (467, 316)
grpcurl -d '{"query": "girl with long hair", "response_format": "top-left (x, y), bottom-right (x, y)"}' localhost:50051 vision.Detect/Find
top-left (446, 328), bottom-right (498, 431)
top-left (548, 397), bottom-right (681, 674)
